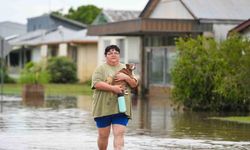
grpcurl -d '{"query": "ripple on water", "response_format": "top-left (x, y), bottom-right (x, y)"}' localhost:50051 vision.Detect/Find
top-left (0, 96), bottom-right (250, 149)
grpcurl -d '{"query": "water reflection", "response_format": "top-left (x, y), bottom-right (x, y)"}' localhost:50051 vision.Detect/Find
top-left (0, 95), bottom-right (250, 149)
top-left (129, 96), bottom-right (250, 142)
top-left (22, 95), bottom-right (78, 108)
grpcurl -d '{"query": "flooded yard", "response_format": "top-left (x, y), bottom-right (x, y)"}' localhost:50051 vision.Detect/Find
top-left (0, 95), bottom-right (250, 150)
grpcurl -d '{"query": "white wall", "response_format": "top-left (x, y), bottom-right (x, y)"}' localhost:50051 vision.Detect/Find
top-left (58, 43), bottom-right (68, 56)
top-left (40, 45), bottom-right (48, 58)
top-left (126, 37), bottom-right (140, 63)
top-left (77, 44), bottom-right (97, 82)
top-left (213, 24), bottom-right (238, 41)
top-left (150, 0), bottom-right (194, 19)
top-left (242, 27), bottom-right (250, 38)
top-left (31, 47), bottom-right (42, 62)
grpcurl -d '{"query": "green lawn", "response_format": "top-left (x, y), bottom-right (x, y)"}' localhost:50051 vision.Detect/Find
top-left (211, 116), bottom-right (250, 124)
top-left (1, 83), bottom-right (92, 96)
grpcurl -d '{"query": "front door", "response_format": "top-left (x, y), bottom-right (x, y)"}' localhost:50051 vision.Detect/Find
top-left (148, 46), bottom-right (176, 85)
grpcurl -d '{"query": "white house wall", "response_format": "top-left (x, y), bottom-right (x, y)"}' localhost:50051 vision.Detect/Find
top-left (213, 24), bottom-right (238, 41)
top-left (77, 44), bottom-right (97, 83)
top-left (31, 47), bottom-right (42, 62)
top-left (243, 27), bottom-right (250, 38)
top-left (150, 0), bottom-right (194, 19)
top-left (41, 45), bottom-right (48, 58)
top-left (58, 43), bottom-right (68, 56)
top-left (126, 37), bottom-right (140, 63)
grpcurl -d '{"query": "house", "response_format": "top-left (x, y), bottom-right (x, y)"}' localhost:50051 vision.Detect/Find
top-left (0, 36), bottom-right (12, 58)
top-left (27, 13), bottom-right (86, 32)
top-left (8, 14), bottom-right (97, 82)
top-left (88, 0), bottom-right (250, 96)
top-left (0, 21), bottom-right (26, 40)
top-left (91, 9), bottom-right (141, 76)
top-left (228, 19), bottom-right (250, 38)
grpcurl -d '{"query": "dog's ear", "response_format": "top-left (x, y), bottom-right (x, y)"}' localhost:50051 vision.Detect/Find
top-left (126, 64), bottom-right (136, 70)
top-left (126, 64), bottom-right (130, 69)
top-left (130, 64), bottom-right (136, 70)
top-left (131, 64), bottom-right (136, 70)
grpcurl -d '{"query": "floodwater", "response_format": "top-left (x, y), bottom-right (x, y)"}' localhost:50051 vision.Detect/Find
top-left (0, 95), bottom-right (250, 150)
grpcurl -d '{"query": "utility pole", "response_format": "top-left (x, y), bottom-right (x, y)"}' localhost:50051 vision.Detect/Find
top-left (0, 38), bottom-right (4, 113)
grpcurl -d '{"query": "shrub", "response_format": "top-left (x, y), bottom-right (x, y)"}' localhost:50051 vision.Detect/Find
top-left (0, 59), bottom-right (15, 83)
top-left (47, 57), bottom-right (78, 83)
top-left (171, 34), bottom-right (250, 112)
top-left (19, 61), bottom-right (50, 84)
top-left (0, 67), bottom-right (15, 83)
top-left (213, 34), bottom-right (250, 111)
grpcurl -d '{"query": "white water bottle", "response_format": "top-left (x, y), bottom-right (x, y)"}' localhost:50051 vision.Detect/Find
top-left (118, 93), bottom-right (126, 113)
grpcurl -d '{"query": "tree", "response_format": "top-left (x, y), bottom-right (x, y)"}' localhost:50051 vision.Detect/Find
top-left (65, 5), bottom-right (101, 25)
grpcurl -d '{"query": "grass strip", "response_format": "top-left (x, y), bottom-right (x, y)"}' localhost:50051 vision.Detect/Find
top-left (1, 83), bottom-right (92, 96)
top-left (211, 116), bottom-right (250, 124)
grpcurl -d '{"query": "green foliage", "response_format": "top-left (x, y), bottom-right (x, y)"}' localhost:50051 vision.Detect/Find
top-left (51, 11), bottom-right (63, 17)
top-left (171, 34), bottom-right (250, 112)
top-left (47, 57), bottom-right (78, 83)
top-left (0, 59), bottom-right (15, 83)
top-left (19, 61), bottom-right (50, 84)
top-left (0, 67), bottom-right (15, 83)
top-left (211, 116), bottom-right (250, 124)
top-left (83, 79), bottom-right (92, 86)
top-left (65, 5), bottom-right (101, 24)
top-left (214, 34), bottom-right (250, 111)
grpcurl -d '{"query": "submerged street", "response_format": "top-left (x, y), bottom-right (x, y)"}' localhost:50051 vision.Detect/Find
top-left (0, 95), bottom-right (250, 150)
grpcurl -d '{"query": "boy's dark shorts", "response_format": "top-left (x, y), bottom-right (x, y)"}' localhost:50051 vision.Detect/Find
top-left (94, 113), bottom-right (129, 128)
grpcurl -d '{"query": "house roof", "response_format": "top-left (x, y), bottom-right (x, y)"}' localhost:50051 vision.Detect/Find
top-left (27, 13), bottom-right (87, 29)
top-left (0, 36), bottom-right (12, 57)
top-left (140, 0), bottom-right (250, 22)
top-left (8, 29), bottom-right (46, 45)
top-left (92, 9), bottom-right (141, 25)
top-left (88, 0), bottom-right (250, 36)
top-left (140, 0), bottom-right (160, 18)
top-left (0, 21), bottom-right (27, 39)
top-left (102, 9), bottom-right (140, 22)
top-left (228, 19), bottom-right (250, 34)
top-left (50, 13), bottom-right (87, 28)
top-left (9, 26), bottom-right (97, 46)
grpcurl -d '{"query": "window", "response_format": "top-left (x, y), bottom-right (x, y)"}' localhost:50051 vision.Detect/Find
top-left (117, 39), bottom-right (125, 63)
top-left (71, 46), bottom-right (77, 63)
top-left (149, 47), bottom-right (176, 85)
top-left (33, 25), bottom-right (36, 31)
top-left (150, 48), bottom-right (165, 84)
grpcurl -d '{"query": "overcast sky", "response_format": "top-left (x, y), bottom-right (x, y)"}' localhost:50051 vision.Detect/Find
top-left (0, 0), bottom-right (148, 24)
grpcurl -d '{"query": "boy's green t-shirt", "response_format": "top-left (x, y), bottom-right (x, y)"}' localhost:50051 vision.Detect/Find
top-left (91, 63), bottom-right (132, 119)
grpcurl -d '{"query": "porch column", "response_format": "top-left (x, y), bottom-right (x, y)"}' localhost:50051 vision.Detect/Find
top-left (140, 35), bottom-right (147, 96)
top-left (58, 43), bottom-right (67, 56)
top-left (41, 45), bottom-right (48, 59)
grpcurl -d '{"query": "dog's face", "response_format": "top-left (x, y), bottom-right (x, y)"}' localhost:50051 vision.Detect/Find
top-left (126, 64), bottom-right (136, 71)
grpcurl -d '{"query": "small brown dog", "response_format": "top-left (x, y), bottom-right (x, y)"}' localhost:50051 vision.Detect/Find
top-left (105, 64), bottom-right (136, 94)
top-left (113, 64), bottom-right (136, 92)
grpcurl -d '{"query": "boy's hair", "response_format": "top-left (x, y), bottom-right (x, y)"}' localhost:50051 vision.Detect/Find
top-left (104, 45), bottom-right (120, 56)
